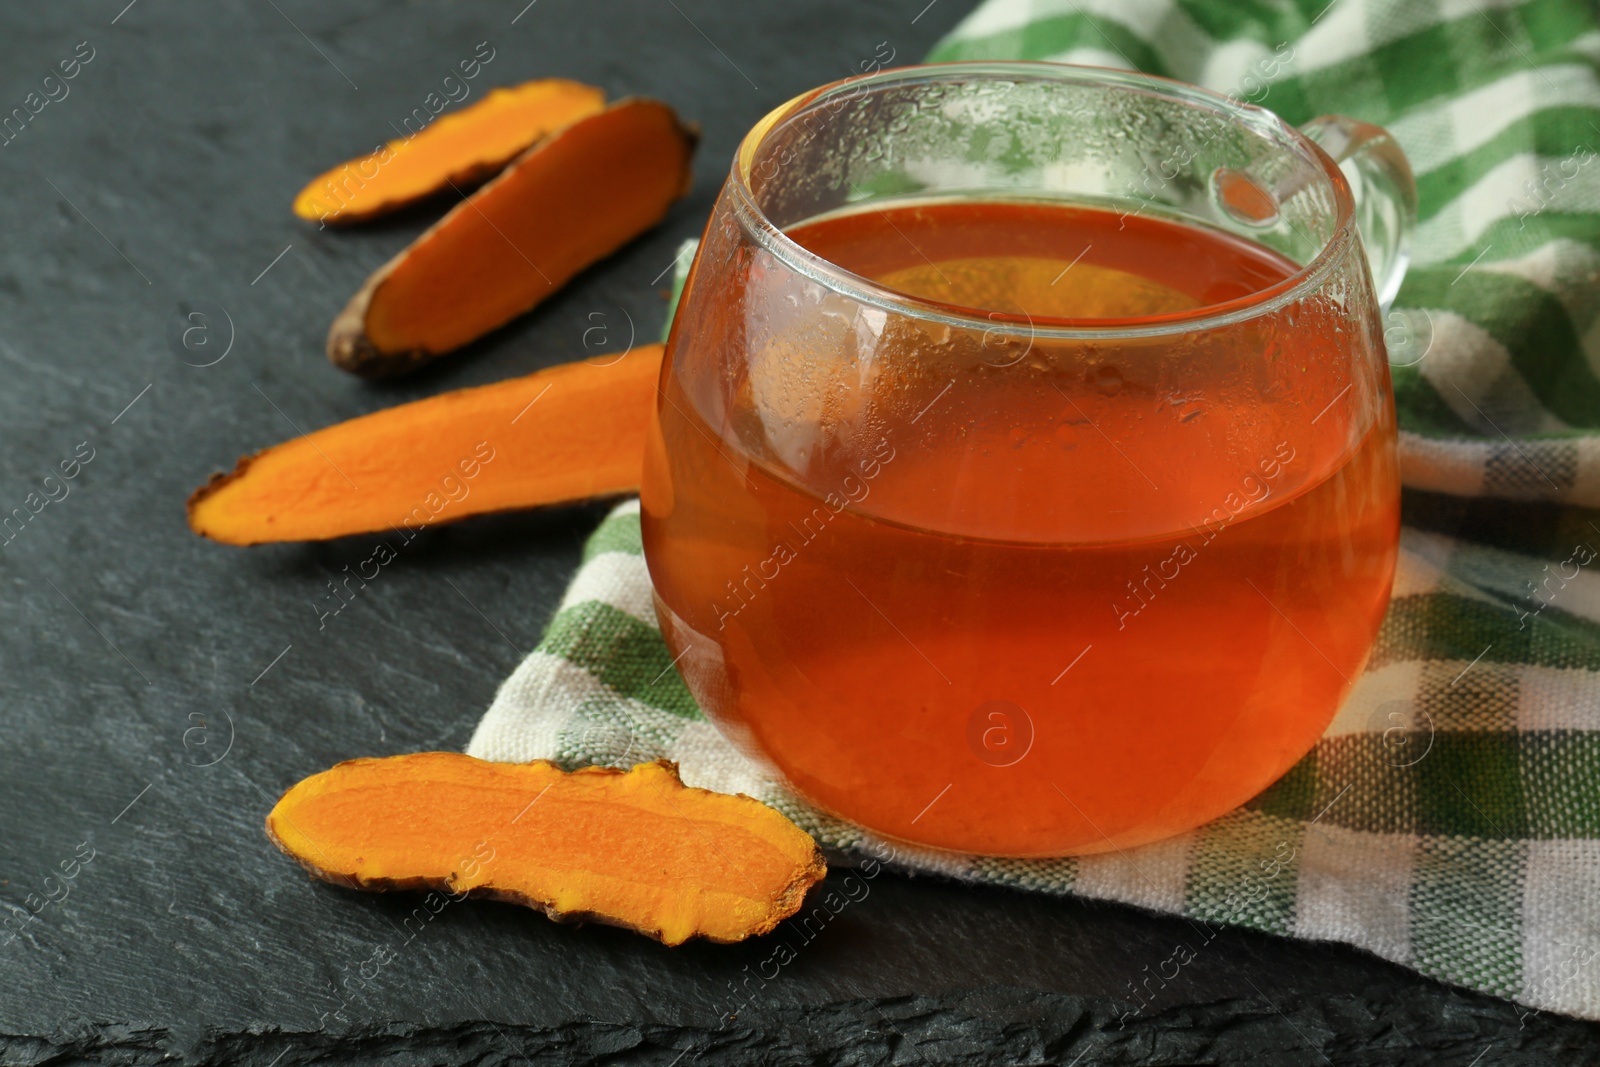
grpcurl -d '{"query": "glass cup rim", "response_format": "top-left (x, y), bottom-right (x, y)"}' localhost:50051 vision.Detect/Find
top-left (727, 60), bottom-right (1359, 341)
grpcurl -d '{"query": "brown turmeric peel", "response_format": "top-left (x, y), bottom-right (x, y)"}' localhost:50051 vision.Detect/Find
top-left (328, 97), bottom-right (697, 377)
top-left (186, 344), bottom-right (663, 545)
top-left (292, 79), bottom-right (607, 225)
top-left (266, 753), bottom-right (826, 945)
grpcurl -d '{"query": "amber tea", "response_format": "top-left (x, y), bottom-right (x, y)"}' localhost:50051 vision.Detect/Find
top-left (644, 199), bottom-right (1399, 856)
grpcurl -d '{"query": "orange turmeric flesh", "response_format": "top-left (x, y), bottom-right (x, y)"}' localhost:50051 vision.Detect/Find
top-left (266, 754), bottom-right (827, 945)
top-left (328, 98), bottom-right (696, 377)
top-left (292, 79), bottom-right (607, 226)
top-left (187, 345), bottom-right (662, 545)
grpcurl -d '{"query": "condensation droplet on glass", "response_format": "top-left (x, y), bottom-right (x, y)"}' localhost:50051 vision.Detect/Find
top-left (1212, 167), bottom-right (1280, 226)
top-left (1090, 363), bottom-right (1124, 395)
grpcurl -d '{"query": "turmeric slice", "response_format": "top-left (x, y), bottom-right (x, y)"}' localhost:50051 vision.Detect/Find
top-left (293, 79), bottom-right (608, 226)
top-left (328, 98), bottom-right (696, 377)
top-left (266, 753), bottom-right (826, 945)
top-left (187, 344), bottom-right (662, 545)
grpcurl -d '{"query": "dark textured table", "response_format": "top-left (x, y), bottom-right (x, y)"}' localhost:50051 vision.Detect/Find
top-left (3, 2), bottom-right (1598, 1064)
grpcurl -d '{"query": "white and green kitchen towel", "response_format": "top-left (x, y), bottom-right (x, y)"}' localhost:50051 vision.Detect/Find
top-left (468, 0), bottom-right (1600, 1021)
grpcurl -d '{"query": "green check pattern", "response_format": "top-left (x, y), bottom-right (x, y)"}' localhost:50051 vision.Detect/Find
top-left (469, 0), bottom-right (1600, 1020)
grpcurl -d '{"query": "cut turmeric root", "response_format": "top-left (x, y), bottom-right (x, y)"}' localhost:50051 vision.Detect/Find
top-left (292, 79), bottom-right (608, 226)
top-left (328, 98), bottom-right (696, 377)
top-left (266, 753), bottom-right (826, 945)
top-left (187, 345), bottom-right (662, 545)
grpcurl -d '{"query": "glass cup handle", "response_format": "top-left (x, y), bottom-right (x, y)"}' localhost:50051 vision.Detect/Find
top-left (1299, 115), bottom-right (1418, 311)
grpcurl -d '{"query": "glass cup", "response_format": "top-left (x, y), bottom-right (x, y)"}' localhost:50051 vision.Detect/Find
top-left (641, 62), bottom-right (1414, 857)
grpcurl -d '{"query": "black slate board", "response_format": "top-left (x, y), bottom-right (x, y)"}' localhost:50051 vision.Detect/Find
top-left (1, 2), bottom-right (1598, 1064)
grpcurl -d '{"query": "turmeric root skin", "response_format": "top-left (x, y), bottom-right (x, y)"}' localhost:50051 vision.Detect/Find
top-left (186, 344), bottom-right (663, 545)
top-left (327, 98), bottom-right (697, 378)
top-left (266, 753), bottom-right (827, 945)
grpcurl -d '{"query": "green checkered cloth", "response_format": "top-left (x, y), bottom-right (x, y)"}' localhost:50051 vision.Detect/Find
top-left (469, 0), bottom-right (1600, 1020)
